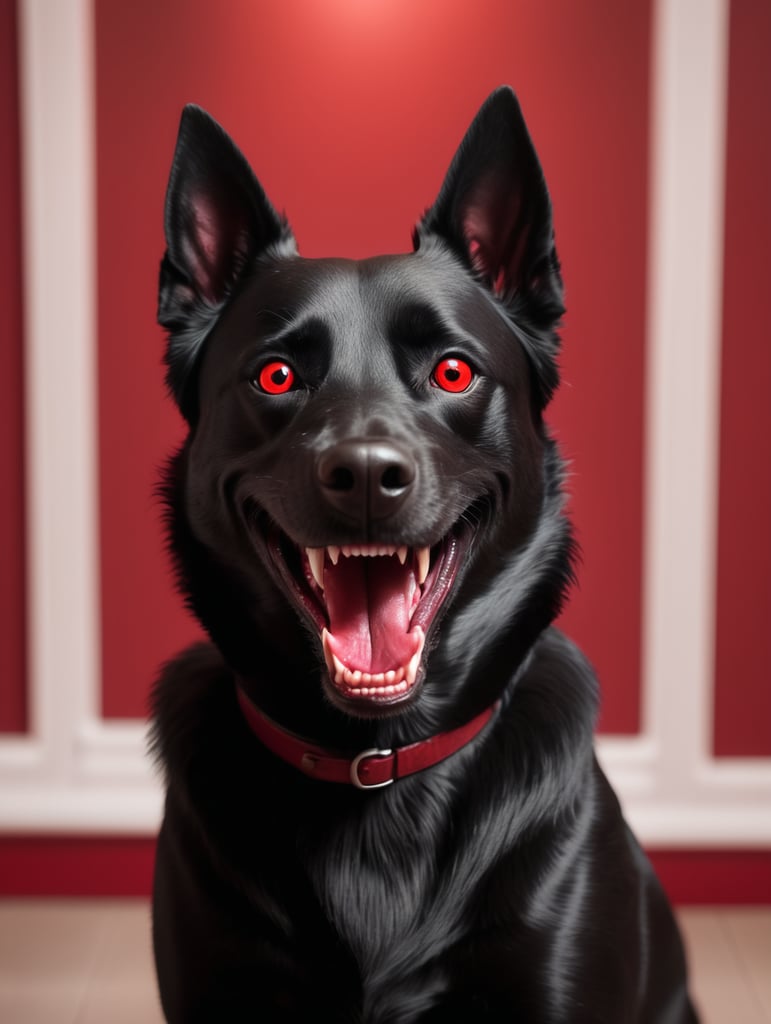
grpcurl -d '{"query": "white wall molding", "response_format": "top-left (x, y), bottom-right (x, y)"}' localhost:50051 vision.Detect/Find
top-left (1, 0), bottom-right (770, 846)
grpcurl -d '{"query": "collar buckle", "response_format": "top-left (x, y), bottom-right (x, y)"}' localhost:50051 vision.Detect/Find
top-left (350, 747), bottom-right (393, 790)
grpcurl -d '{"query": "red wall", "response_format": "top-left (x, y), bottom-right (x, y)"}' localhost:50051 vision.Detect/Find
top-left (95, 0), bottom-right (650, 734)
top-left (0, 0), bottom-right (27, 734)
top-left (2, 0), bottom-right (769, 902)
top-left (713, 0), bottom-right (771, 757)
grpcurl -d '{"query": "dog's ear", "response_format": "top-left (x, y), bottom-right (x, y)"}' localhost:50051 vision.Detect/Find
top-left (415, 87), bottom-right (562, 319)
top-left (158, 105), bottom-right (295, 418)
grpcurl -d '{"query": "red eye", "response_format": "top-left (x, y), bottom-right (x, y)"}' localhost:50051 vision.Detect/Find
top-left (432, 357), bottom-right (473, 393)
top-left (257, 360), bottom-right (295, 395)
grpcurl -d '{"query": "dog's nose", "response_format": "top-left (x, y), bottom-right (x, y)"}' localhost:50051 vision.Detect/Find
top-left (316, 439), bottom-right (416, 522)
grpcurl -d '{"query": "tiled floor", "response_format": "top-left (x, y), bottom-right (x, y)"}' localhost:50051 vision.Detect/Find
top-left (0, 901), bottom-right (768, 1022)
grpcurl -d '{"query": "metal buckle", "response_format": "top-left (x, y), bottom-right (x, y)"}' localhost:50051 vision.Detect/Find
top-left (350, 748), bottom-right (393, 790)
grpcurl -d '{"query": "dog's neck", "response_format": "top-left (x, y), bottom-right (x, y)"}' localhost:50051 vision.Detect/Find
top-left (235, 683), bottom-right (500, 789)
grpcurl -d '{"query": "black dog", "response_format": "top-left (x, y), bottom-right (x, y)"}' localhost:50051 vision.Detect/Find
top-left (151, 88), bottom-right (698, 1022)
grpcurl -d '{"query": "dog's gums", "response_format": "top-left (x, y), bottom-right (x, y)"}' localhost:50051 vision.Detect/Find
top-left (265, 531), bottom-right (469, 707)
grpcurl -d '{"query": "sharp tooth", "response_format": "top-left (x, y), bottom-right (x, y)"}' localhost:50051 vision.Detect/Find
top-left (406, 626), bottom-right (425, 687)
top-left (331, 650), bottom-right (346, 684)
top-left (407, 648), bottom-right (421, 687)
top-left (416, 547), bottom-right (430, 585)
top-left (306, 548), bottom-right (325, 590)
top-left (321, 629), bottom-right (335, 677)
top-left (397, 546), bottom-right (408, 565)
top-left (327, 545), bottom-right (340, 566)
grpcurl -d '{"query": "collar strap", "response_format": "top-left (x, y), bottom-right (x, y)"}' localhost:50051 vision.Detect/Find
top-left (236, 685), bottom-right (499, 790)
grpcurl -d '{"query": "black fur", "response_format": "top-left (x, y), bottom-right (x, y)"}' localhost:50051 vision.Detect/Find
top-left (151, 87), bottom-right (698, 1022)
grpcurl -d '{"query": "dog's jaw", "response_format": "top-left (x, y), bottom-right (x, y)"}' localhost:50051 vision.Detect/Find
top-left (263, 526), bottom-right (473, 715)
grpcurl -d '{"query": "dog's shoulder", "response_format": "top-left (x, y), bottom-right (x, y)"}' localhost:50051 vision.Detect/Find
top-left (512, 627), bottom-right (600, 738)
top-left (149, 642), bottom-right (238, 778)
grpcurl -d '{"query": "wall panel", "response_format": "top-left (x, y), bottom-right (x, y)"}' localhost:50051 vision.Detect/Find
top-left (0, 0), bottom-right (27, 734)
top-left (713, 0), bottom-right (771, 757)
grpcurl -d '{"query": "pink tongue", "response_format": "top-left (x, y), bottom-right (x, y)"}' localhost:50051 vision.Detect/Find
top-left (323, 556), bottom-right (416, 673)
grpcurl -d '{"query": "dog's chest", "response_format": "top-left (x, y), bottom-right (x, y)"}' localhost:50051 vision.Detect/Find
top-left (301, 791), bottom-right (480, 1016)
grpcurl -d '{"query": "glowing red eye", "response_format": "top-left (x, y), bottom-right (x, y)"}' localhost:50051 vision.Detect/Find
top-left (432, 357), bottom-right (473, 393)
top-left (257, 361), bottom-right (295, 394)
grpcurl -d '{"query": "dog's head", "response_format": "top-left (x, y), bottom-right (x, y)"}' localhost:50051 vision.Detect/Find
top-left (158, 88), bottom-right (572, 733)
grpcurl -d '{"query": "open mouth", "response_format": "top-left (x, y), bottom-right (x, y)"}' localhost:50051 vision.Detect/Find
top-left (265, 528), bottom-right (471, 710)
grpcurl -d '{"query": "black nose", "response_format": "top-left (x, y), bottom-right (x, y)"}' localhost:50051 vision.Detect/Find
top-left (316, 439), bottom-right (416, 522)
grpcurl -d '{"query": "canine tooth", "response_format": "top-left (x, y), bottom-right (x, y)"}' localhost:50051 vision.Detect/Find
top-left (416, 547), bottom-right (430, 585)
top-left (331, 651), bottom-right (347, 685)
top-left (397, 546), bottom-right (408, 565)
top-left (321, 629), bottom-right (336, 677)
top-left (406, 650), bottom-right (421, 686)
top-left (405, 627), bottom-right (425, 687)
top-left (327, 545), bottom-right (340, 566)
top-left (306, 548), bottom-right (325, 590)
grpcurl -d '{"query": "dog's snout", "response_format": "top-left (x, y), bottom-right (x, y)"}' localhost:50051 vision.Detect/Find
top-left (316, 439), bottom-right (416, 522)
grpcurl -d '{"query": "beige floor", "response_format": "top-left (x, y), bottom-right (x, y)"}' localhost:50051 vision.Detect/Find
top-left (0, 901), bottom-right (768, 1022)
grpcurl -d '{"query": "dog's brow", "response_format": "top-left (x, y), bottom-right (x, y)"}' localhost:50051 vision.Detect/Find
top-left (255, 308), bottom-right (297, 333)
top-left (390, 302), bottom-right (452, 342)
top-left (256, 311), bottom-right (332, 355)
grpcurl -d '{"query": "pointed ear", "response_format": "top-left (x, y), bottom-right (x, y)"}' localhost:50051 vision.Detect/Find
top-left (415, 87), bottom-right (562, 319)
top-left (158, 105), bottom-right (295, 418)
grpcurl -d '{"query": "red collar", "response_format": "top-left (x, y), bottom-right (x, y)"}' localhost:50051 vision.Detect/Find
top-left (236, 685), bottom-right (499, 790)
